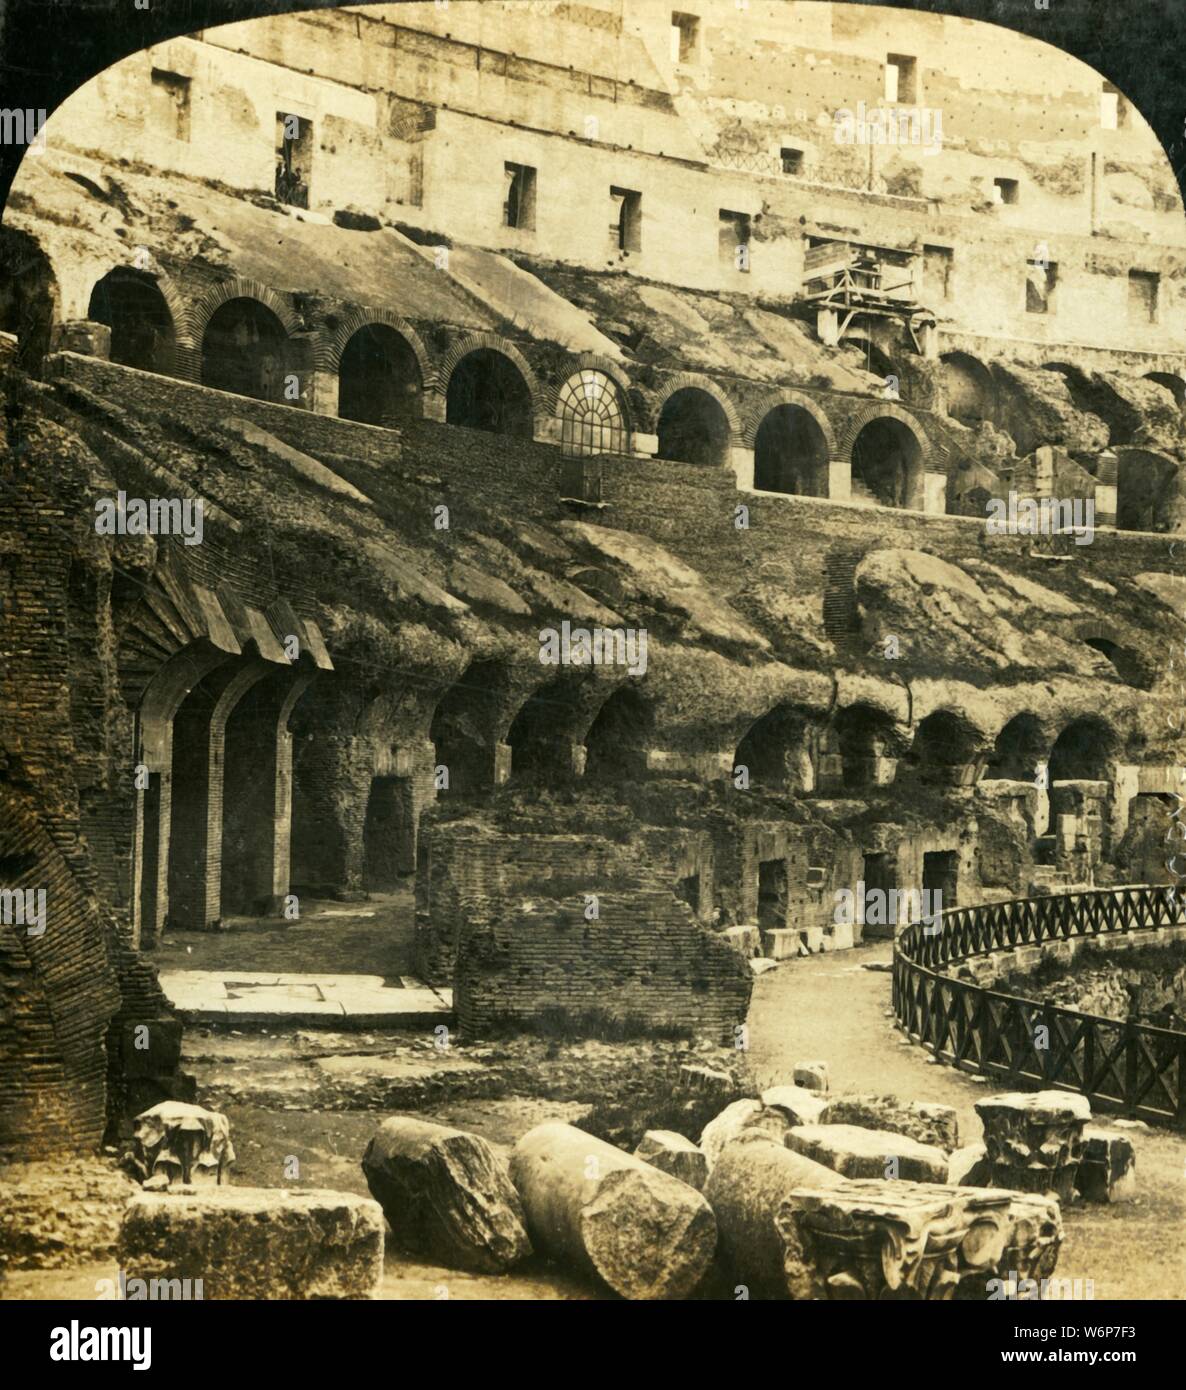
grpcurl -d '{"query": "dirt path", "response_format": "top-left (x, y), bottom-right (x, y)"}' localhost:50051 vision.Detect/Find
top-left (748, 941), bottom-right (1186, 1300)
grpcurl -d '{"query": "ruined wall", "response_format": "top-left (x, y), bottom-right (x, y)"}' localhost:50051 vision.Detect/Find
top-left (422, 821), bottom-right (751, 1041)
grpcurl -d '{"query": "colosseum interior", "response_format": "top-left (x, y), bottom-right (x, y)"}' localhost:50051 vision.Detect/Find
top-left (2, 0), bottom-right (1185, 1306)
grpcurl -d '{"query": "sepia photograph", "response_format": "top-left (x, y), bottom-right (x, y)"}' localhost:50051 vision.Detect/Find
top-left (0, 0), bottom-right (1183, 1345)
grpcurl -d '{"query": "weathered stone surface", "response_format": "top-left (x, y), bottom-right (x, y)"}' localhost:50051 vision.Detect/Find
top-left (702, 1133), bottom-right (843, 1299)
top-left (760, 1085), bottom-right (828, 1125)
top-left (509, 1122), bottom-right (716, 1300)
top-left (785, 1124), bottom-right (949, 1183)
top-left (634, 1130), bottom-right (709, 1191)
top-left (793, 1062), bottom-right (830, 1093)
top-left (776, 1179), bottom-right (1063, 1300)
top-left (700, 1098), bottom-right (788, 1167)
top-left (677, 1064), bottom-right (734, 1098)
top-left (1075, 1127), bottom-right (1137, 1204)
top-left (361, 1117), bottom-right (531, 1272)
top-left (975, 1090), bottom-right (1090, 1201)
top-left (125, 1101), bottom-right (235, 1190)
top-left (948, 1142), bottom-right (991, 1187)
top-left (118, 1188), bottom-right (384, 1299)
top-left (0, 1159), bottom-right (140, 1270)
top-left (819, 1094), bottom-right (959, 1152)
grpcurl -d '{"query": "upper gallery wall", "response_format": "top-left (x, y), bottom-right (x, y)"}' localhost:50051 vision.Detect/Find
top-left (16, 0), bottom-right (1186, 356)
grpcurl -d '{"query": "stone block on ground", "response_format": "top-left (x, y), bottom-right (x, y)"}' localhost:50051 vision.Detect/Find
top-left (509, 1122), bottom-right (716, 1300)
top-left (776, 1179), bottom-right (1062, 1300)
top-left (700, 1098), bottom-right (788, 1167)
top-left (793, 1062), bottom-right (829, 1093)
top-left (1075, 1128), bottom-right (1137, 1204)
top-left (947, 1142), bottom-right (991, 1187)
top-left (362, 1117), bottom-right (531, 1272)
top-left (634, 1130), bottom-right (709, 1191)
top-left (723, 924), bottom-right (761, 957)
top-left (975, 1090), bottom-right (1090, 1201)
top-left (785, 1124), bottom-right (948, 1183)
top-left (818, 1094), bottom-right (959, 1152)
top-left (760, 1085), bottom-right (828, 1126)
top-left (702, 1133), bottom-right (843, 1299)
top-left (765, 928), bottom-right (800, 961)
top-left (118, 1188), bottom-right (384, 1299)
top-left (677, 1064), bottom-right (734, 1098)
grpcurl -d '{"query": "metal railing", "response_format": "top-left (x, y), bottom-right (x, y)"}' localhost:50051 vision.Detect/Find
top-left (892, 885), bottom-right (1186, 1123)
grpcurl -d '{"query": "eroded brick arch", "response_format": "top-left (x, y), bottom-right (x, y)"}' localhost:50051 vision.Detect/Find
top-left (321, 307), bottom-right (432, 384)
top-left (431, 331), bottom-right (544, 420)
top-left (741, 387), bottom-right (838, 456)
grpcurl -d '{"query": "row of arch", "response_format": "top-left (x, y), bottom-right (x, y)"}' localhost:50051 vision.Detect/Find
top-left (78, 263), bottom-right (939, 491)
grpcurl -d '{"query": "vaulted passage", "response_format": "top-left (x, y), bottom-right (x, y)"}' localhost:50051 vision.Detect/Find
top-left (1116, 449), bottom-right (1182, 533)
top-left (903, 711), bottom-right (982, 785)
top-left (445, 349), bottom-right (532, 436)
top-left (850, 417), bottom-right (924, 509)
top-left (362, 776), bottom-right (413, 890)
top-left (201, 297), bottom-right (289, 402)
top-left (1049, 717), bottom-right (1115, 783)
top-left (430, 660), bottom-right (512, 795)
top-left (734, 704), bottom-right (814, 792)
top-left (835, 704), bottom-right (897, 790)
top-left (507, 679), bottom-right (584, 783)
top-left (338, 323), bottom-right (422, 425)
top-left (940, 351), bottom-right (995, 426)
top-left (753, 404), bottom-right (829, 495)
top-left (985, 714), bottom-right (1046, 781)
top-left (87, 268), bottom-right (176, 374)
top-left (656, 387), bottom-right (731, 466)
top-left (583, 685), bottom-right (653, 781)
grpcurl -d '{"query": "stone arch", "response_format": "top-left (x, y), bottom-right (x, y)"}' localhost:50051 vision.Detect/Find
top-left (1114, 445), bottom-right (1183, 533)
top-left (751, 401), bottom-right (832, 496)
top-left (189, 276), bottom-right (300, 342)
top-left (844, 407), bottom-right (931, 510)
top-left (433, 331), bottom-right (543, 422)
top-left (837, 402), bottom-right (932, 468)
top-left (200, 296), bottom-right (293, 403)
top-left (733, 703), bottom-right (817, 793)
top-left (984, 713), bottom-right (1048, 781)
top-left (583, 683), bottom-right (655, 781)
top-left (87, 266), bottom-right (179, 374)
top-left (901, 709), bottom-right (986, 785)
top-left (336, 321), bottom-right (426, 425)
top-left (740, 388), bottom-right (836, 455)
top-left (1049, 715), bottom-right (1118, 783)
top-left (322, 307), bottom-right (432, 384)
top-left (1142, 371), bottom-right (1186, 409)
top-left (940, 351), bottom-right (996, 425)
top-left (649, 372), bottom-right (741, 441)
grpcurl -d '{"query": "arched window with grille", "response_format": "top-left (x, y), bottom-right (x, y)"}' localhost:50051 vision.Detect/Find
top-left (558, 369), bottom-right (627, 457)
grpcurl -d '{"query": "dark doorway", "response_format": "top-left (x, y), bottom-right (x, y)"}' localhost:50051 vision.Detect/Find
top-left (922, 850), bottom-right (959, 909)
top-left (201, 297), bottom-right (288, 402)
top-left (338, 323), bottom-right (422, 426)
top-left (88, 268), bottom-right (176, 374)
top-left (446, 349), bottom-right (532, 436)
top-left (363, 776), bottom-right (412, 891)
top-left (758, 858), bottom-right (787, 933)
